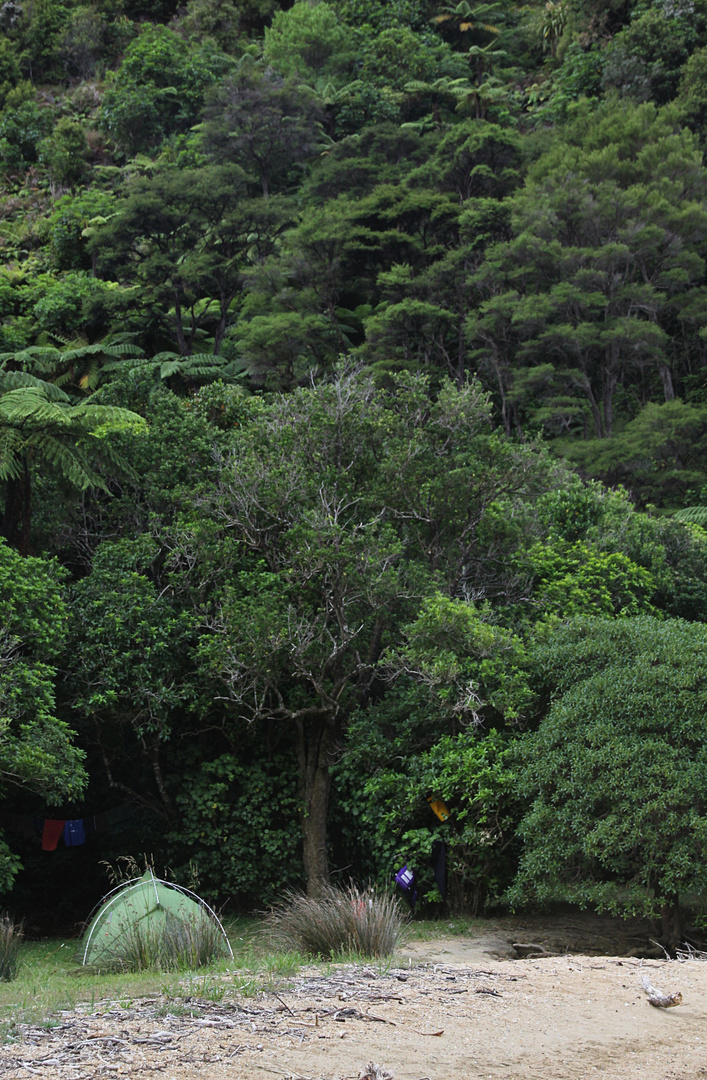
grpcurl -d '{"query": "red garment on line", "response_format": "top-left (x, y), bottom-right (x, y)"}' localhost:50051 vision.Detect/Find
top-left (42, 819), bottom-right (66, 851)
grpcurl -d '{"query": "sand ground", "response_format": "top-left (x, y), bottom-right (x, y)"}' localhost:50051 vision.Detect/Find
top-left (3, 924), bottom-right (707, 1080)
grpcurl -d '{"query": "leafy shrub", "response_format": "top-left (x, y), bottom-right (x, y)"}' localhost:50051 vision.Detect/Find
top-left (169, 751), bottom-right (303, 908)
top-left (342, 722), bottom-right (521, 915)
top-left (0, 100), bottom-right (49, 175)
top-left (523, 539), bottom-right (656, 618)
top-left (31, 271), bottom-right (115, 337)
top-left (263, 1), bottom-right (355, 86)
top-left (100, 26), bottom-right (232, 155)
top-left (601, 1), bottom-right (703, 105)
top-left (48, 189), bottom-right (115, 271)
top-left (264, 884), bottom-right (407, 958)
top-left (0, 39), bottom-right (20, 109)
top-left (0, 913), bottom-right (24, 981)
top-left (509, 616), bottom-right (707, 936)
top-left (39, 118), bottom-right (89, 188)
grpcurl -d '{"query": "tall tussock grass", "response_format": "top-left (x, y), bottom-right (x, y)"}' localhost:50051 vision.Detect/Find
top-left (0, 912), bottom-right (24, 981)
top-left (96, 912), bottom-right (229, 973)
top-left (264, 884), bottom-right (408, 958)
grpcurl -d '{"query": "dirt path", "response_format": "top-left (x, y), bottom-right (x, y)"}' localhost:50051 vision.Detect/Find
top-left (3, 936), bottom-right (707, 1079)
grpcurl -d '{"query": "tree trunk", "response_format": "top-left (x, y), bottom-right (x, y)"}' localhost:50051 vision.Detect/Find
top-left (150, 741), bottom-right (174, 817)
top-left (661, 894), bottom-right (681, 947)
top-left (658, 362), bottom-right (675, 402)
top-left (296, 715), bottom-right (335, 897)
top-left (577, 364), bottom-right (603, 437)
top-left (603, 370), bottom-right (618, 438)
top-left (173, 292), bottom-right (188, 356)
top-left (2, 457), bottom-right (31, 554)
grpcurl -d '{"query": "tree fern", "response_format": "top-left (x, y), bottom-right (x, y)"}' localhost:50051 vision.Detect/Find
top-left (673, 506), bottom-right (707, 525)
top-left (102, 351), bottom-right (249, 389)
top-left (0, 340), bottom-right (145, 396)
top-left (0, 369), bottom-right (146, 550)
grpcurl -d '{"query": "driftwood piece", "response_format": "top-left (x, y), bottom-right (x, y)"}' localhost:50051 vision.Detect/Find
top-left (676, 942), bottom-right (707, 961)
top-left (359, 1065), bottom-right (393, 1080)
top-left (512, 942), bottom-right (551, 958)
top-left (641, 974), bottom-right (683, 1008)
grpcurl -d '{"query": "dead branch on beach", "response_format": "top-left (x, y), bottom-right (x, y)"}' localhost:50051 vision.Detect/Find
top-left (641, 974), bottom-right (683, 1008)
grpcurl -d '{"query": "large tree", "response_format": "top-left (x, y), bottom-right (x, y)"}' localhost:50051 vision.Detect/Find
top-left (200, 365), bottom-right (561, 893)
top-left (93, 165), bottom-right (291, 356)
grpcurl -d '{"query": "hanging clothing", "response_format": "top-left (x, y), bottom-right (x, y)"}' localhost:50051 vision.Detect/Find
top-left (63, 819), bottom-right (86, 847)
top-left (431, 839), bottom-right (447, 899)
top-left (427, 797), bottom-right (450, 822)
top-left (41, 819), bottom-right (66, 852)
top-left (395, 864), bottom-right (415, 890)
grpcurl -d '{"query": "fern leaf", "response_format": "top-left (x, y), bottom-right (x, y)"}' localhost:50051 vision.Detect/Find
top-left (673, 506), bottom-right (707, 525)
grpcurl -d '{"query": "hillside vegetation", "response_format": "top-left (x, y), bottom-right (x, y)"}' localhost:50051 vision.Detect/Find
top-left (2, 0), bottom-right (707, 944)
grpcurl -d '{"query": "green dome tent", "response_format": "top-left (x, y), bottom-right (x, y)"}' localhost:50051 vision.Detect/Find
top-left (80, 871), bottom-right (233, 969)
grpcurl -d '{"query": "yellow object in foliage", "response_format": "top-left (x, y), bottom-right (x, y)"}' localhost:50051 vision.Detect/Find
top-left (427, 797), bottom-right (450, 821)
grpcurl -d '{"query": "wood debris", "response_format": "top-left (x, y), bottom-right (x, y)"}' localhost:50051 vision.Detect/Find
top-left (0, 961), bottom-right (514, 1078)
top-left (641, 974), bottom-right (683, 1008)
top-left (359, 1065), bottom-right (393, 1080)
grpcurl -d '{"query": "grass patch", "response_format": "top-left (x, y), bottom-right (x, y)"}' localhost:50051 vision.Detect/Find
top-left (2, 903), bottom-right (481, 1041)
top-left (263, 884), bottom-right (408, 959)
top-left (0, 916), bottom-right (309, 1041)
top-left (404, 915), bottom-right (488, 941)
top-left (0, 939), bottom-right (173, 1041)
top-left (90, 911), bottom-right (231, 974)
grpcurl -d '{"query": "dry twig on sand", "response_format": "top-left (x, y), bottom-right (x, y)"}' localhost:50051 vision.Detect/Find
top-left (676, 942), bottom-right (707, 961)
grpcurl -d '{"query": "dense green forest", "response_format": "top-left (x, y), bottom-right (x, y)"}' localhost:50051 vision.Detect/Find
top-left (2, 0), bottom-right (707, 943)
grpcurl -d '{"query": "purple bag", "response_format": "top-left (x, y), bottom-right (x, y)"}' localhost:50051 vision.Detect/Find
top-left (395, 864), bottom-right (414, 891)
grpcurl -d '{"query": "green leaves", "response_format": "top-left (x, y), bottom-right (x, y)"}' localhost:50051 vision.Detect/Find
top-left (100, 26), bottom-right (232, 156)
top-left (0, 539), bottom-right (86, 891)
top-left (386, 593), bottom-right (532, 724)
top-left (523, 539), bottom-right (656, 618)
top-left (511, 616), bottom-right (707, 920)
top-left (469, 99), bottom-right (707, 448)
top-left (0, 363), bottom-right (146, 486)
top-left (70, 539), bottom-right (199, 744)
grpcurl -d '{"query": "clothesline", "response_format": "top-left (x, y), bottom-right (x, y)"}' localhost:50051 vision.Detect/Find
top-left (0, 802), bottom-right (137, 851)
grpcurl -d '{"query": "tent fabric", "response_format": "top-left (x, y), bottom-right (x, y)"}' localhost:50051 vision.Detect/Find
top-left (80, 871), bottom-right (233, 967)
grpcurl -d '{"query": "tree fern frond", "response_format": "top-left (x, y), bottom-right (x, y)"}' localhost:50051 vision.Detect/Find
top-left (0, 431), bottom-right (26, 481)
top-left (0, 347), bottom-right (63, 375)
top-left (29, 435), bottom-right (108, 490)
top-left (0, 372), bottom-right (71, 401)
top-left (159, 360), bottom-right (183, 378)
top-left (101, 357), bottom-right (157, 373)
top-left (49, 333), bottom-right (89, 348)
top-left (100, 343), bottom-right (145, 357)
top-left (0, 392), bottom-right (75, 428)
top-left (673, 506), bottom-right (707, 525)
top-left (70, 403), bottom-right (148, 433)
